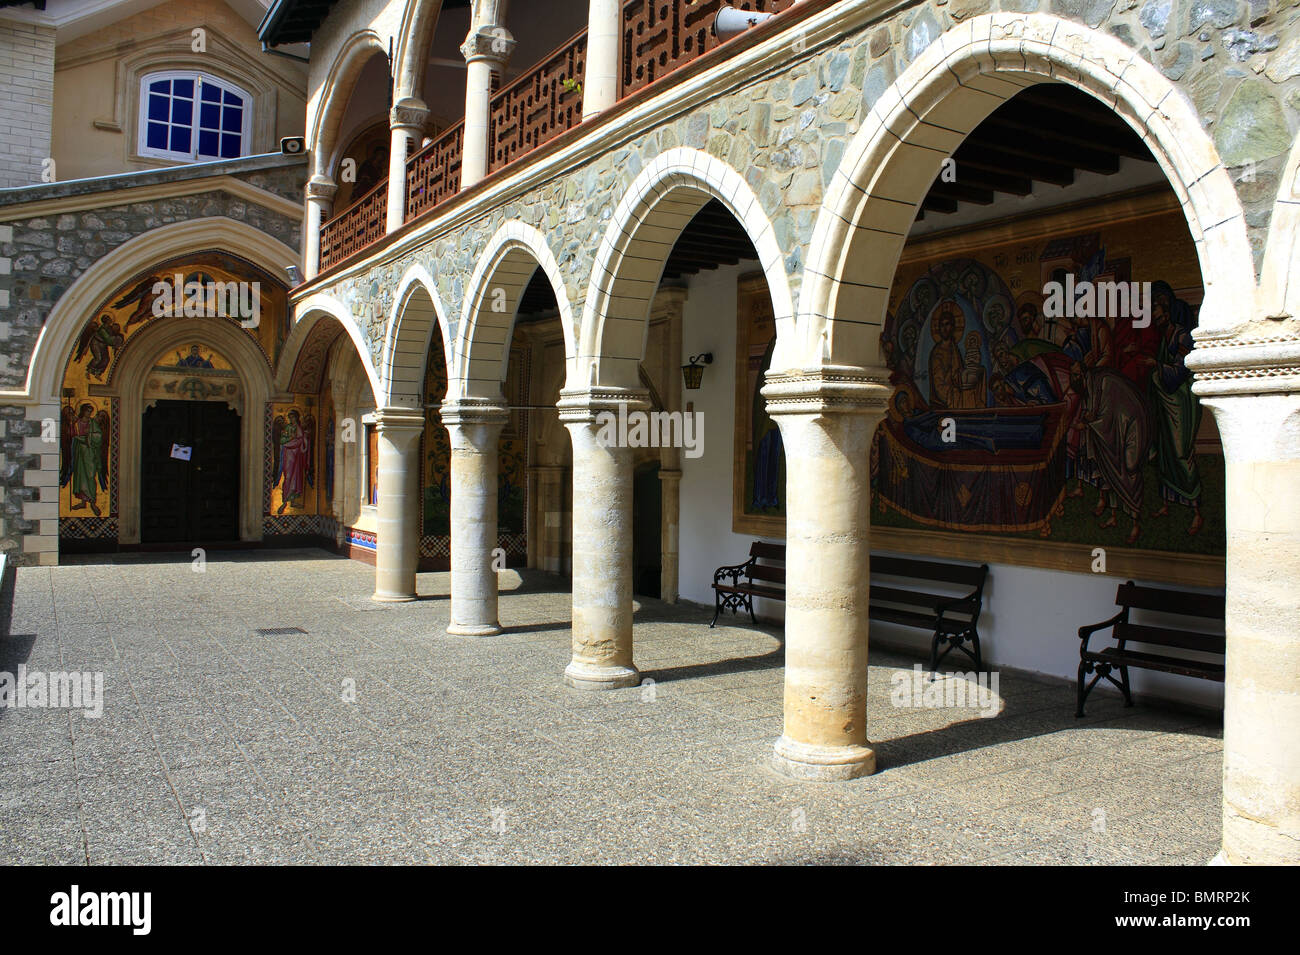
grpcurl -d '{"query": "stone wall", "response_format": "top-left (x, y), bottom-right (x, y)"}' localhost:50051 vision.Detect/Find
top-left (0, 162), bottom-right (306, 392)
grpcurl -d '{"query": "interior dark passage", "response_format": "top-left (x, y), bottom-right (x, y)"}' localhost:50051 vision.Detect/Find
top-left (632, 462), bottom-right (662, 599)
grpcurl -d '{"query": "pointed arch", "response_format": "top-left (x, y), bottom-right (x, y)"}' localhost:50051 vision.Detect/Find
top-left (279, 296), bottom-right (382, 407)
top-left (384, 263), bottom-right (455, 409)
top-left (13, 217), bottom-right (298, 406)
top-left (308, 29), bottom-right (388, 180)
top-left (580, 147), bottom-right (795, 390)
top-left (452, 220), bottom-right (575, 401)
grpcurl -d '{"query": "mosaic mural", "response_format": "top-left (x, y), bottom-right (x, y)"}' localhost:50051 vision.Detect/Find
top-left (735, 195), bottom-right (1225, 579)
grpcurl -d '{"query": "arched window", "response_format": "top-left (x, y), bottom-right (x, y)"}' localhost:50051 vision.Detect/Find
top-left (138, 71), bottom-right (251, 162)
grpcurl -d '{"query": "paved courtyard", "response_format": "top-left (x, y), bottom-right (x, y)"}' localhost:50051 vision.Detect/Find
top-left (0, 549), bottom-right (1222, 864)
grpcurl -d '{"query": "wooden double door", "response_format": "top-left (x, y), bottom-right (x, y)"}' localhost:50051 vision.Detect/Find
top-left (140, 399), bottom-right (241, 544)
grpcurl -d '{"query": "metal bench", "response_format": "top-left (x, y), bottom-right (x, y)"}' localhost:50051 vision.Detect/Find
top-left (1076, 580), bottom-right (1226, 716)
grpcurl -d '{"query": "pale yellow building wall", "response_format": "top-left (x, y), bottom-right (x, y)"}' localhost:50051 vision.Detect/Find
top-left (52, 0), bottom-right (307, 181)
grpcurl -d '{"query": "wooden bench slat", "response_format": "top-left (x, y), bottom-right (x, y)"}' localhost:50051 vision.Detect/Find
top-left (1116, 582), bottom-right (1225, 619)
top-left (873, 556), bottom-right (987, 586)
top-left (749, 541), bottom-right (786, 561)
top-left (714, 582), bottom-right (785, 601)
top-left (746, 565), bottom-right (785, 585)
top-left (1089, 647), bottom-right (1225, 681)
top-left (1115, 622), bottom-right (1225, 655)
top-left (867, 605), bottom-right (938, 631)
top-left (869, 585), bottom-right (975, 614)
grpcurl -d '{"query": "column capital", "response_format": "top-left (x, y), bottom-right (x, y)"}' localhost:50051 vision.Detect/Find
top-left (1187, 323), bottom-right (1300, 399)
top-left (460, 25), bottom-right (515, 65)
top-left (556, 387), bottom-right (651, 425)
top-left (439, 396), bottom-right (510, 428)
top-left (658, 468), bottom-right (683, 484)
top-left (760, 365), bottom-right (891, 417)
top-left (305, 175), bottom-right (337, 202)
top-left (390, 97), bottom-right (429, 132)
top-left (372, 407), bottom-right (425, 435)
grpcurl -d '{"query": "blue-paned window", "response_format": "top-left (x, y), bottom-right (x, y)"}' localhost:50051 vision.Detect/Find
top-left (138, 72), bottom-right (251, 161)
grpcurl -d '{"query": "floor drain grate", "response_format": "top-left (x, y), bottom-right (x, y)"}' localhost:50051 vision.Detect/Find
top-left (254, 626), bottom-right (308, 636)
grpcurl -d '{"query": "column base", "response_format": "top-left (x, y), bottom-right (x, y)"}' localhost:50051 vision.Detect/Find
top-left (771, 736), bottom-right (877, 781)
top-left (446, 622), bottom-right (502, 637)
top-left (563, 660), bottom-right (640, 690)
top-left (372, 591), bottom-right (417, 603)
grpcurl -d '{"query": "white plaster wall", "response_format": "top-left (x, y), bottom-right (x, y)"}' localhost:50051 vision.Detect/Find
top-left (677, 260), bottom-right (1225, 710)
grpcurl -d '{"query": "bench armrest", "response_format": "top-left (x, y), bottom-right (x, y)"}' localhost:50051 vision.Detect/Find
top-left (1078, 610), bottom-right (1125, 653)
top-left (934, 593), bottom-right (980, 614)
top-left (713, 557), bottom-right (755, 586)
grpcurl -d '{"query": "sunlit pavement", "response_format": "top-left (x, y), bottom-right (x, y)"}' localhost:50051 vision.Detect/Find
top-left (0, 549), bottom-right (1221, 864)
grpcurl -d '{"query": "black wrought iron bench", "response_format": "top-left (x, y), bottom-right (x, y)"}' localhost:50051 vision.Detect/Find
top-left (1076, 580), bottom-right (1225, 716)
top-left (710, 545), bottom-right (989, 673)
top-left (710, 540), bottom-right (784, 626)
top-left (868, 556), bottom-right (989, 673)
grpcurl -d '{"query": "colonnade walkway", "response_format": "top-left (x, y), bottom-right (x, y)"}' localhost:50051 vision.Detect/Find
top-left (1, 550), bottom-right (1219, 864)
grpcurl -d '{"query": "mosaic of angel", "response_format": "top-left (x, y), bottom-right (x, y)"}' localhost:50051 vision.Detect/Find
top-left (60, 402), bottom-right (110, 516)
top-left (272, 408), bottom-right (315, 514)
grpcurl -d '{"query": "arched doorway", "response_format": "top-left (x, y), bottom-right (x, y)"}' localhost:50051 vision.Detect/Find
top-left (57, 250), bottom-right (286, 553)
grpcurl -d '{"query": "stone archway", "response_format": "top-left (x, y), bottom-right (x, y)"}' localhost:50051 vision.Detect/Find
top-left (109, 315), bottom-right (275, 546)
top-left (384, 264), bottom-right (455, 410)
top-left (453, 221), bottom-right (575, 402)
top-left (579, 147), bottom-right (794, 392)
top-left (308, 30), bottom-right (389, 184)
top-left (797, 12), bottom-right (1254, 373)
top-left (766, 12), bottom-right (1293, 870)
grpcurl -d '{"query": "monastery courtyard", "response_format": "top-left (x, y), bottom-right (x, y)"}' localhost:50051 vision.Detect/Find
top-left (0, 550), bottom-right (1220, 865)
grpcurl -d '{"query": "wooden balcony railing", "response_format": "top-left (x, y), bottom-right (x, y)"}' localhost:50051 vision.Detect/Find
top-left (620, 0), bottom-right (800, 98)
top-left (329, 0), bottom-right (806, 269)
top-left (320, 178), bottom-right (387, 272)
top-left (407, 120), bottom-right (465, 220)
top-left (488, 29), bottom-right (588, 173)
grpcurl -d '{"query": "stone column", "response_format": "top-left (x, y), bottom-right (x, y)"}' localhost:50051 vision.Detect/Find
top-left (303, 175), bottom-right (336, 280)
top-left (583, 0), bottom-right (621, 118)
top-left (557, 387), bottom-right (649, 689)
top-left (441, 397), bottom-right (509, 635)
top-left (387, 99), bottom-right (428, 232)
top-left (761, 366), bottom-right (890, 781)
top-left (1188, 332), bottom-right (1300, 865)
top-left (460, 26), bottom-right (515, 190)
top-left (659, 468), bottom-right (681, 603)
top-left (371, 409), bottom-right (424, 602)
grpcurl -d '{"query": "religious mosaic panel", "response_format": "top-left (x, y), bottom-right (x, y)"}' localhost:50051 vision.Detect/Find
top-left (733, 192), bottom-right (1225, 585)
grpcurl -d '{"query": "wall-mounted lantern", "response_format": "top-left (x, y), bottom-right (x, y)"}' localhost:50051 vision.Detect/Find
top-left (681, 352), bottom-right (713, 390)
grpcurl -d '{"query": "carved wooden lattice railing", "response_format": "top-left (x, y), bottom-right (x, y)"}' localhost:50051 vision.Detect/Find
top-left (488, 29), bottom-right (588, 173)
top-left (406, 120), bottom-right (465, 221)
top-left (326, 0), bottom-right (806, 267)
top-left (320, 179), bottom-right (387, 271)
top-left (620, 0), bottom-right (800, 97)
